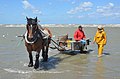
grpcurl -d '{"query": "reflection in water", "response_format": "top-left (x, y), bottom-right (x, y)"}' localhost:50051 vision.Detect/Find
top-left (95, 58), bottom-right (105, 79)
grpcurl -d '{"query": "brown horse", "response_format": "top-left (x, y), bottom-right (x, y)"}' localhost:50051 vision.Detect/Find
top-left (25, 17), bottom-right (51, 69)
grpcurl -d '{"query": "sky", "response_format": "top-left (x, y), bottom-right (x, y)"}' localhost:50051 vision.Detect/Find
top-left (0, 0), bottom-right (120, 24)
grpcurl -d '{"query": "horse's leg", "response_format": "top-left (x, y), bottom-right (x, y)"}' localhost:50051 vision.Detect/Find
top-left (44, 38), bottom-right (51, 62)
top-left (42, 45), bottom-right (49, 62)
top-left (42, 46), bottom-right (46, 62)
top-left (34, 51), bottom-right (40, 69)
top-left (28, 51), bottom-right (33, 67)
top-left (45, 46), bottom-right (49, 61)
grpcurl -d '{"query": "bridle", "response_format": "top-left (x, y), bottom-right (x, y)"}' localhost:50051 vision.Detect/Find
top-left (25, 17), bottom-right (41, 44)
top-left (27, 24), bottom-right (38, 36)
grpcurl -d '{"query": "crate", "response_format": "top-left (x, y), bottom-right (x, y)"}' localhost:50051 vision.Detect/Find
top-left (71, 42), bottom-right (83, 51)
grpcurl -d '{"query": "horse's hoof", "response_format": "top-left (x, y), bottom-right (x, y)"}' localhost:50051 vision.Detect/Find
top-left (28, 63), bottom-right (33, 67)
top-left (34, 65), bottom-right (39, 69)
top-left (34, 61), bottom-right (39, 69)
top-left (42, 59), bottom-right (48, 62)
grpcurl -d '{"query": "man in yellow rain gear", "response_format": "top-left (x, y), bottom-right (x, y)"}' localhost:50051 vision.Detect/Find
top-left (93, 25), bottom-right (107, 57)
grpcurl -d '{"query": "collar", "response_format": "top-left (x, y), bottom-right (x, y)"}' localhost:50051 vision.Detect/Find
top-left (25, 31), bottom-right (37, 44)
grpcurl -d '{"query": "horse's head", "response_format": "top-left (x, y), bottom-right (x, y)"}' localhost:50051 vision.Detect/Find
top-left (26, 17), bottom-right (38, 39)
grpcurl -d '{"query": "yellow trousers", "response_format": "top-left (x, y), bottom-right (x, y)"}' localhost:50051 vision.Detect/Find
top-left (98, 44), bottom-right (104, 56)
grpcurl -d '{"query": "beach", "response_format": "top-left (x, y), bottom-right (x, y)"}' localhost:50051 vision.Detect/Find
top-left (0, 24), bottom-right (120, 79)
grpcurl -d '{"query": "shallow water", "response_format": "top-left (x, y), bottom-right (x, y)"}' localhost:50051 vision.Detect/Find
top-left (0, 25), bottom-right (120, 79)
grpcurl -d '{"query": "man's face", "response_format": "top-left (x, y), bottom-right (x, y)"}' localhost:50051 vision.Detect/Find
top-left (79, 27), bottom-right (82, 31)
top-left (98, 28), bottom-right (103, 33)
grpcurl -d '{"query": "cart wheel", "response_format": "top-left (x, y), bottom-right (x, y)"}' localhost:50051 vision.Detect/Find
top-left (80, 44), bottom-right (85, 53)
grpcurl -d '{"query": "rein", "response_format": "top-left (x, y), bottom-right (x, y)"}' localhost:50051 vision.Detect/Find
top-left (25, 25), bottom-right (41, 44)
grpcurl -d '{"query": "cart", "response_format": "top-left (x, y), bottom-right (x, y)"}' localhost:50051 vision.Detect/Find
top-left (51, 34), bottom-right (91, 55)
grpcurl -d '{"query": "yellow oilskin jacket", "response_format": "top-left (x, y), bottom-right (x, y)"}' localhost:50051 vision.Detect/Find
top-left (94, 30), bottom-right (107, 45)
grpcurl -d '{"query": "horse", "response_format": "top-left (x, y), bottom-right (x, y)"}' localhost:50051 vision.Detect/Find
top-left (24, 17), bottom-right (51, 69)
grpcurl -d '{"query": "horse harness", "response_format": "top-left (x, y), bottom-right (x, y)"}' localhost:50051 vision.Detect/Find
top-left (24, 25), bottom-right (50, 45)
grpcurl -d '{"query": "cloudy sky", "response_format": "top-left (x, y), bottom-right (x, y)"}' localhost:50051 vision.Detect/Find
top-left (0, 0), bottom-right (120, 24)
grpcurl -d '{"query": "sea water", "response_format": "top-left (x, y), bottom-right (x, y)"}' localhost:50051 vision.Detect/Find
top-left (0, 24), bottom-right (120, 79)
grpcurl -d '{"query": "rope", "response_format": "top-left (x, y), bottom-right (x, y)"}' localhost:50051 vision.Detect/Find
top-left (16, 38), bottom-right (24, 47)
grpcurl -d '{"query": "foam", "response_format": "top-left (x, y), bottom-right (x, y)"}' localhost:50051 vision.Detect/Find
top-left (4, 68), bottom-right (63, 74)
